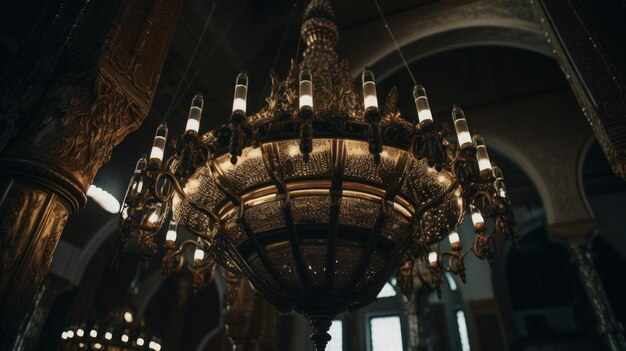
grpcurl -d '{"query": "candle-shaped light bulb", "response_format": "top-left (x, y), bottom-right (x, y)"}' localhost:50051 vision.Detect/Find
top-left (473, 134), bottom-right (492, 172)
top-left (361, 68), bottom-right (378, 109)
top-left (185, 92), bottom-right (204, 134)
top-left (149, 123), bottom-right (168, 163)
top-left (166, 220), bottom-right (178, 243)
top-left (76, 329), bottom-right (84, 337)
top-left (451, 104), bottom-right (472, 148)
top-left (492, 165), bottom-right (508, 198)
top-left (105, 332), bottom-right (113, 340)
top-left (67, 330), bottom-right (74, 339)
top-left (428, 251), bottom-right (438, 268)
top-left (90, 329), bottom-right (97, 338)
top-left (470, 205), bottom-right (484, 230)
top-left (193, 246), bottom-right (205, 263)
top-left (232, 71), bottom-right (248, 113)
top-left (413, 84), bottom-right (433, 123)
top-left (299, 68), bottom-right (313, 109)
top-left (448, 230), bottom-right (461, 249)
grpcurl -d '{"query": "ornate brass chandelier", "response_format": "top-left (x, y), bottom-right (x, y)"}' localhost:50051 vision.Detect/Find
top-left (116, 1), bottom-right (517, 350)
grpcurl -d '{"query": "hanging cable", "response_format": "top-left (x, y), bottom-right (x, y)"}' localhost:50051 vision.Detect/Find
top-left (162, 2), bottom-right (217, 122)
top-left (257, 2), bottom-right (299, 110)
top-left (167, 13), bottom-right (241, 118)
top-left (373, 0), bottom-right (416, 84)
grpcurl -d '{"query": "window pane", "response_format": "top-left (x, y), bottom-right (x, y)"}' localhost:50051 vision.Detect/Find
top-left (456, 310), bottom-right (471, 351)
top-left (370, 315), bottom-right (403, 351)
top-left (377, 282), bottom-right (397, 298)
top-left (327, 320), bottom-right (343, 351)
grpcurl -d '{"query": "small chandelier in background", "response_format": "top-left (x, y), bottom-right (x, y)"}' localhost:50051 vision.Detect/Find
top-left (115, 1), bottom-right (518, 350)
top-left (59, 307), bottom-right (161, 351)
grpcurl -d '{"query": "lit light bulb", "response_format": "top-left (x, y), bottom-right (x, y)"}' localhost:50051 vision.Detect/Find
top-left (470, 205), bottom-right (485, 230)
top-left (299, 68), bottom-right (313, 109)
top-left (232, 71), bottom-right (248, 113)
top-left (105, 332), bottom-right (113, 340)
top-left (61, 331), bottom-right (68, 340)
top-left (451, 104), bottom-right (472, 148)
top-left (123, 311), bottom-right (133, 323)
top-left (194, 246), bottom-right (205, 262)
top-left (87, 185), bottom-right (121, 213)
top-left (185, 92), bottom-right (204, 133)
top-left (448, 230), bottom-right (461, 249)
top-left (361, 68), bottom-right (378, 109)
top-left (121, 334), bottom-right (129, 343)
top-left (148, 212), bottom-right (159, 224)
top-left (89, 329), bottom-right (97, 338)
top-left (149, 123), bottom-right (168, 163)
top-left (67, 330), bottom-right (75, 338)
top-left (473, 135), bottom-right (492, 172)
top-left (428, 251), bottom-right (438, 267)
top-left (166, 220), bottom-right (178, 243)
top-left (76, 328), bottom-right (84, 337)
top-left (413, 84), bottom-right (433, 123)
top-left (137, 337), bottom-right (145, 346)
top-left (93, 343), bottom-right (102, 350)
top-left (149, 341), bottom-right (162, 351)
top-left (492, 165), bottom-right (508, 198)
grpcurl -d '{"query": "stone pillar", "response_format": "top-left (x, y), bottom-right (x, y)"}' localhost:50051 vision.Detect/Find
top-left (0, 0), bottom-right (183, 347)
top-left (406, 288), bottom-right (433, 351)
top-left (549, 220), bottom-right (626, 351)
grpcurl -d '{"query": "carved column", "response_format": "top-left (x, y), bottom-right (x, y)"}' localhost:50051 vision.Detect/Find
top-left (0, 0), bottom-right (183, 347)
top-left (531, 0), bottom-right (626, 180)
top-left (223, 272), bottom-right (279, 351)
top-left (549, 220), bottom-right (626, 351)
top-left (406, 288), bottom-right (433, 351)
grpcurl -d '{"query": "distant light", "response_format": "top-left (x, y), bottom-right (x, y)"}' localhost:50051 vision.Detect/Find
top-left (123, 311), bottom-right (133, 323)
top-left (137, 337), bottom-right (145, 346)
top-left (105, 332), bottom-right (113, 340)
top-left (66, 330), bottom-right (74, 338)
top-left (89, 329), bottom-right (97, 338)
top-left (87, 185), bottom-right (120, 213)
top-left (377, 282), bottom-right (397, 298)
top-left (456, 310), bottom-right (471, 351)
top-left (61, 331), bottom-right (68, 339)
top-left (149, 341), bottom-right (162, 351)
top-left (93, 343), bottom-right (102, 350)
top-left (121, 334), bottom-right (129, 343)
top-left (444, 272), bottom-right (458, 291)
top-left (76, 329), bottom-right (84, 337)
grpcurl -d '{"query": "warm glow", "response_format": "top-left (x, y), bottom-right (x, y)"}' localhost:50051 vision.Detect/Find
top-left (121, 334), bottom-right (129, 343)
top-left (149, 341), bottom-right (162, 351)
top-left (194, 247), bottom-right (205, 262)
top-left (452, 104), bottom-right (473, 147)
top-left (413, 84), bottom-right (433, 123)
top-left (89, 329), bottom-right (97, 338)
top-left (448, 231), bottom-right (460, 247)
top-left (166, 220), bottom-right (178, 242)
top-left (300, 69), bottom-right (313, 109)
top-left (67, 330), bottom-right (74, 338)
top-left (76, 329), bottom-right (84, 337)
top-left (87, 185), bottom-right (120, 213)
top-left (105, 332), bottom-right (113, 340)
top-left (148, 212), bottom-right (159, 224)
top-left (186, 92), bottom-right (204, 133)
top-left (137, 337), bottom-right (145, 346)
top-left (94, 343), bottom-right (102, 350)
top-left (471, 206), bottom-right (484, 227)
top-left (150, 123), bottom-right (168, 163)
top-left (232, 72), bottom-right (248, 113)
top-left (473, 135), bottom-right (492, 172)
top-left (428, 251), bottom-right (438, 267)
top-left (61, 331), bottom-right (68, 340)
top-left (362, 68), bottom-right (378, 109)
top-left (123, 311), bottom-right (133, 323)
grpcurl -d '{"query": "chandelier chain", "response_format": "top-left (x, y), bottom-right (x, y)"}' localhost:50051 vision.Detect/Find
top-left (373, 0), bottom-right (417, 84)
top-left (162, 2), bottom-right (217, 123)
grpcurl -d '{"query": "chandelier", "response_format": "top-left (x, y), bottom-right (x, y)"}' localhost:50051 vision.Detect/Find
top-left (59, 307), bottom-right (161, 351)
top-left (116, 1), bottom-right (517, 350)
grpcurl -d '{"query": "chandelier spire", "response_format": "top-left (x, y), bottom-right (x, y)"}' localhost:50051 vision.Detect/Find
top-left (301, 0), bottom-right (339, 69)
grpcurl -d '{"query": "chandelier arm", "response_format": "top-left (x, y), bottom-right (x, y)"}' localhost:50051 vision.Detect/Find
top-left (235, 206), bottom-right (297, 294)
top-left (324, 139), bottom-right (347, 288)
top-left (184, 198), bottom-right (221, 225)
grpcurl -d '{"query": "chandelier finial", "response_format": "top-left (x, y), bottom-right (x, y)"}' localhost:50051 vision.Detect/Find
top-left (300, 0), bottom-right (339, 68)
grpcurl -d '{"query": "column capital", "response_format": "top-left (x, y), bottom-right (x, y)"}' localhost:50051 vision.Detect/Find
top-left (547, 219), bottom-right (598, 247)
